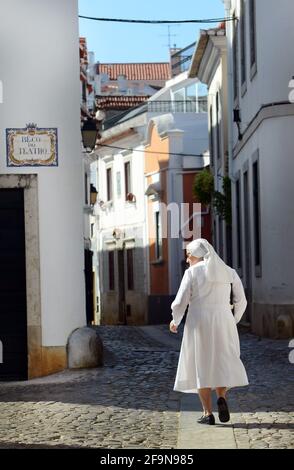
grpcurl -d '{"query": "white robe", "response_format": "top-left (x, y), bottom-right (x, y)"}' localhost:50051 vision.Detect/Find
top-left (171, 261), bottom-right (249, 393)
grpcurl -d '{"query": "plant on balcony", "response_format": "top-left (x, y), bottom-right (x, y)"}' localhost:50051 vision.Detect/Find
top-left (213, 176), bottom-right (232, 226)
top-left (126, 192), bottom-right (136, 203)
top-left (193, 170), bottom-right (232, 226)
top-left (193, 168), bottom-right (214, 205)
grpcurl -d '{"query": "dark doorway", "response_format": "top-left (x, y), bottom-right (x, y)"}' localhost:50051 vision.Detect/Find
top-left (226, 224), bottom-right (233, 266)
top-left (243, 171), bottom-right (252, 322)
top-left (0, 189), bottom-right (28, 380)
top-left (84, 249), bottom-right (94, 324)
top-left (118, 248), bottom-right (126, 324)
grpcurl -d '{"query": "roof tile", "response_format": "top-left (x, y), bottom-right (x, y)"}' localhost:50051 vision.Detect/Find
top-left (95, 95), bottom-right (149, 110)
top-left (97, 63), bottom-right (170, 81)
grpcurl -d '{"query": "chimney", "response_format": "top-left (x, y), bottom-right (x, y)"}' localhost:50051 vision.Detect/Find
top-left (170, 47), bottom-right (182, 78)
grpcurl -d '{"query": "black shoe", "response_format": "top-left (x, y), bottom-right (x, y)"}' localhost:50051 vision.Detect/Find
top-left (217, 397), bottom-right (230, 423)
top-left (197, 414), bottom-right (215, 425)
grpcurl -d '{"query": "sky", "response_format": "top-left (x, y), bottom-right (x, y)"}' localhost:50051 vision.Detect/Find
top-left (78, 0), bottom-right (226, 63)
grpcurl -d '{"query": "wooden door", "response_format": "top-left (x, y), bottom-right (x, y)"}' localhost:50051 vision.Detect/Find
top-left (117, 248), bottom-right (126, 324)
top-left (0, 189), bottom-right (28, 380)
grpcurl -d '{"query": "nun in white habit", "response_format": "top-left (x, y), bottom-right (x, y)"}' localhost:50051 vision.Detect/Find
top-left (170, 238), bottom-right (248, 425)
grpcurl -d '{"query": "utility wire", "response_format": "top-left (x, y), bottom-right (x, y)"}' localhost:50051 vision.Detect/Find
top-left (79, 15), bottom-right (234, 24)
top-left (96, 143), bottom-right (205, 157)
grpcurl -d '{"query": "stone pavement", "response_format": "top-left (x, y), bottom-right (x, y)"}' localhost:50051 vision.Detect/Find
top-left (0, 324), bottom-right (293, 449)
top-left (146, 325), bottom-right (294, 449)
top-left (0, 326), bottom-right (180, 449)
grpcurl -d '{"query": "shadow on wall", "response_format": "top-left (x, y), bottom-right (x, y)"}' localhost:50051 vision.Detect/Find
top-left (100, 240), bottom-right (181, 326)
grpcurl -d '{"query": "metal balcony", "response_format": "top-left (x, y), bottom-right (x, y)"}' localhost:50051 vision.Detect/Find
top-left (147, 99), bottom-right (207, 113)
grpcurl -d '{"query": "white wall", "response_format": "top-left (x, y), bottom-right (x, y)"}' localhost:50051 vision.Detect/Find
top-left (234, 117), bottom-right (294, 303)
top-left (230, 0), bottom-right (294, 146)
top-left (98, 145), bottom-right (146, 230)
top-left (228, 0), bottom-right (294, 309)
top-left (172, 113), bottom-right (208, 155)
top-left (0, 0), bottom-right (86, 345)
top-left (258, 118), bottom-right (294, 303)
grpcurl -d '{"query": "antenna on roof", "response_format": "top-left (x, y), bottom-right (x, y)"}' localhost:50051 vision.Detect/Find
top-left (160, 24), bottom-right (180, 50)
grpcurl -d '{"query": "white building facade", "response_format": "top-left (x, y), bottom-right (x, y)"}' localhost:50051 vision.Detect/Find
top-left (91, 72), bottom-right (209, 325)
top-left (0, 0), bottom-right (86, 379)
top-left (91, 111), bottom-right (148, 325)
top-left (224, 0), bottom-right (294, 337)
top-left (189, 25), bottom-right (232, 265)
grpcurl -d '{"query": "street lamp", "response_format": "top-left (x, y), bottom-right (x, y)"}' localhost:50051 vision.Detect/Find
top-left (95, 109), bottom-right (106, 122)
top-left (81, 117), bottom-right (100, 152)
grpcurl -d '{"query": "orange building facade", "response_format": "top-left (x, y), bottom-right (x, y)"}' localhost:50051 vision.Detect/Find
top-left (144, 119), bottom-right (211, 323)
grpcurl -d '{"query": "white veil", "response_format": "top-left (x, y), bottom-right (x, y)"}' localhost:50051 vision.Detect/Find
top-left (186, 238), bottom-right (233, 284)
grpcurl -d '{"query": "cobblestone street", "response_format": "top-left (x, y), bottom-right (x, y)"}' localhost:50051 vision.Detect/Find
top-left (0, 325), bottom-right (293, 449)
top-left (229, 332), bottom-right (294, 449)
top-left (0, 326), bottom-right (180, 449)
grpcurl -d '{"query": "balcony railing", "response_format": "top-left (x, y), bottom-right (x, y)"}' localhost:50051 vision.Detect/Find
top-left (148, 99), bottom-right (207, 114)
top-left (171, 42), bottom-right (196, 76)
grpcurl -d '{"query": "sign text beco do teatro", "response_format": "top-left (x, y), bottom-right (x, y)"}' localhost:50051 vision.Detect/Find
top-left (6, 123), bottom-right (58, 167)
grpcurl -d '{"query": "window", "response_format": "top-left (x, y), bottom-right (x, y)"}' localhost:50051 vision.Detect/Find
top-left (209, 106), bottom-right (215, 167)
top-left (106, 168), bottom-right (112, 201)
top-left (186, 84), bottom-right (197, 112)
top-left (108, 251), bottom-right (115, 290)
top-left (173, 88), bottom-right (185, 112)
top-left (236, 179), bottom-right (242, 269)
top-left (240, 0), bottom-right (247, 88)
top-left (253, 159), bottom-right (261, 272)
top-left (124, 161), bottom-right (131, 200)
top-left (82, 81), bottom-right (87, 103)
top-left (155, 211), bottom-right (162, 259)
top-left (218, 217), bottom-right (223, 258)
top-left (126, 249), bottom-right (134, 290)
top-left (84, 173), bottom-right (88, 205)
top-left (243, 171), bottom-right (250, 280)
top-left (116, 171), bottom-right (121, 198)
top-left (216, 92), bottom-right (222, 160)
top-left (233, 17), bottom-right (239, 101)
top-left (249, 0), bottom-right (257, 74)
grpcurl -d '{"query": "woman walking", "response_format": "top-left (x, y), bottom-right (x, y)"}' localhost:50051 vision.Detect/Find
top-left (170, 238), bottom-right (248, 425)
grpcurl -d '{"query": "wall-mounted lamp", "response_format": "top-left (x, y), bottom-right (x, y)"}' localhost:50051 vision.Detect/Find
top-left (95, 109), bottom-right (106, 122)
top-left (81, 118), bottom-right (100, 152)
top-left (233, 108), bottom-right (243, 141)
